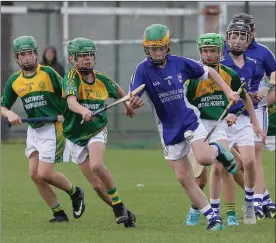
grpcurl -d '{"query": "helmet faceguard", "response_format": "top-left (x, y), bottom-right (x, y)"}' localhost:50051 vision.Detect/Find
top-left (68, 38), bottom-right (97, 75)
top-left (226, 22), bottom-right (252, 56)
top-left (13, 36), bottom-right (38, 71)
top-left (197, 33), bottom-right (224, 67)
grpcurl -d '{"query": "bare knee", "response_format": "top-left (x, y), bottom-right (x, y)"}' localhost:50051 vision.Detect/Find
top-left (90, 162), bottom-right (104, 174)
top-left (194, 154), bottom-right (212, 166)
top-left (176, 172), bottom-right (194, 191)
top-left (37, 167), bottom-right (53, 182)
top-left (92, 183), bottom-right (103, 193)
top-left (29, 170), bottom-right (41, 183)
top-left (243, 158), bottom-right (256, 171)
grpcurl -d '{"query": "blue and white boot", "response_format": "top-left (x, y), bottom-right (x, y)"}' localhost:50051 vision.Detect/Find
top-left (185, 208), bottom-right (200, 226)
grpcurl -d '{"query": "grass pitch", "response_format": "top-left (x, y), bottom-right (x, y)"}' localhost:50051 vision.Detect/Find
top-left (1, 144), bottom-right (275, 243)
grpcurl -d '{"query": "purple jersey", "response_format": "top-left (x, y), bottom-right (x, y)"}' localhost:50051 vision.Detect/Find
top-left (224, 40), bottom-right (276, 108)
top-left (129, 54), bottom-right (208, 146)
top-left (221, 51), bottom-right (258, 114)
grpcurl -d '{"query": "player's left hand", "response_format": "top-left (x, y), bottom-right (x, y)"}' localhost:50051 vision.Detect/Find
top-left (225, 113), bottom-right (238, 126)
top-left (253, 124), bottom-right (266, 142)
top-left (129, 92), bottom-right (144, 109)
top-left (124, 101), bottom-right (136, 118)
top-left (226, 90), bottom-right (240, 103)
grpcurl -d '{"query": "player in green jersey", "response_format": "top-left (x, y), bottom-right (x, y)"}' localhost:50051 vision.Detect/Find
top-left (62, 37), bottom-right (136, 227)
top-left (185, 33), bottom-right (265, 225)
top-left (1, 36), bottom-right (85, 223)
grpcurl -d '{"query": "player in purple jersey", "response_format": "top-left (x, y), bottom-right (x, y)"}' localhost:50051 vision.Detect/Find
top-left (221, 21), bottom-right (266, 224)
top-left (229, 13), bottom-right (276, 219)
top-left (129, 24), bottom-right (241, 231)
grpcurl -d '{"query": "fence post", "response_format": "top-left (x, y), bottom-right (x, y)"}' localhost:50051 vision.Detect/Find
top-left (1, 1), bottom-right (13, 141)
top-left (113, 1), bottom-right (120, 132)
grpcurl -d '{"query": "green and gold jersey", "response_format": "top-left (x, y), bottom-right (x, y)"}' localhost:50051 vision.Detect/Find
top-left (268, 102), bottom-right (276, 136)
top-left (1, 64), bottom-right (66, 128)
top-left (185, 64), bottom-right (246, 120)
top-left (62, 69), bottom-right (119, 146)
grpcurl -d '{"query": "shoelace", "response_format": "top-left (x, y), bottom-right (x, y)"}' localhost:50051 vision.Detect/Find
top-left (228, 216), bottom-right (237, 223)
top-left (189, 211), bottom-right (200, 223)
top-left (245, 205), bottom-right (254, 218)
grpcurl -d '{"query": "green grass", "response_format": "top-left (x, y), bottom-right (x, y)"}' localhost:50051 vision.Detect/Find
top-left (1, 144), bottom-right (275, 243)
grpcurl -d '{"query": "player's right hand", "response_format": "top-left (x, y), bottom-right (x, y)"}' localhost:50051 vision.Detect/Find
top-left (82, 109), bottom-right (94, 122)
top-left (7, 111), bottom-right (22, 125)
top-left (226, 90), bottom-right (240, 103)
top-left (129, 92), bottom-right (144, 109)
top-left (248, 92), bottom-right (262, 103)
top-left (225, 113), bottom-right (238, 127)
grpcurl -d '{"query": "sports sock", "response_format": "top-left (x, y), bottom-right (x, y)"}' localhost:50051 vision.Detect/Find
top-left (67, 185), bottom-right (76, 196)
top-left (244, 186), bottom-right (255, 203)
top-left (226, 202), bottom-right (236, 216)
top-left (107, 187), bottom-right (122, 206)
top-left (254, 194), bottom-right (263, 212)
top-left (200, 204), bottom-right (220, 222)
top-left (51, 202), bottom-right (63, 214)
top-left (210, 198), bottom-right (220, 215)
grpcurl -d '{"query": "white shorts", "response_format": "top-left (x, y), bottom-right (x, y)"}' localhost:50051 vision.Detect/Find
top-left (227, 114), bottom-right (255, 149)
top-left (25, 122), bottom-right (70, 163)
top-left (265, 136), bottom-right (275, 151)
top-left (201, 119), bottom-right (228, 143)
top-left (66, 128), bottom-right (108, 164)
top-left (162, 122), bottom-right (207, 161)
top-left (254, 107), bottom-right (268, 143)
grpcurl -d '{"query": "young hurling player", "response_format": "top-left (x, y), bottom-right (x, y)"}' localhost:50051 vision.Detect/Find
top-left (62, 38), bottom-right (136, 227)
top-left (1, 36), bottom-right (85, 223)
top-left (228, 13), bottom-right (276, 218)
top-left (129, 24), bottom-right (241, 231)
top-left (185, 32), bottom-right (264, 226)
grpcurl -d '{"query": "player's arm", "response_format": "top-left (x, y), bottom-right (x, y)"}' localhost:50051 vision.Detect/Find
top-left (208, 67), bottom-right (239, 102)
top-left (248, 63), bottom-right (265, 102)
top-left (129, 65), bottom-right (145, 109)
top-left (63, 72), bottom-right (93, 122)
top-left (184, 58), bottom-right (239, 103)
top-left (268, 90), bottom-right (275, 106)
top-left (230, 71), bottom-right (266, 141)
top-left (1, 78), bottom-right (21, 125)
top-left (103, 76), bottom-right (137, 118)
top-left (243, 93), bottom-right (266, 141)
top-left (264, 48), bottom-right (276, 77)
top-left (104, 78), bottom-right (126, 100)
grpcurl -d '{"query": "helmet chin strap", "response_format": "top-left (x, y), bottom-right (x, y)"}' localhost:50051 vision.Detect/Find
top-left (205, 63), bottom-right (218, 68)
top-left (149, 53), bottom-right (169, 66)
top-left (229, 49), bottom-right (244, 56)
top-left (78, 67), bottom-right (93, 75)
top-left (145, 47), bottom-right (169, 66)
top-left (18, 58), bottom-right (38, 72)
top-left (151, 58), bottom-right (167, 66)
top-left (75, 54), bottom-right (95, 74)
